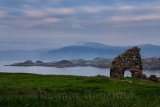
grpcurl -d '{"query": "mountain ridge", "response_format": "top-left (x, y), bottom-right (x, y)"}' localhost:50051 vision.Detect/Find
top-left (0, 42), bottom-right (160, 60)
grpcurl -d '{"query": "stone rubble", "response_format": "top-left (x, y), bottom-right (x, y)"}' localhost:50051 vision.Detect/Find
top-left (149, 75), bottom-right (158, 81)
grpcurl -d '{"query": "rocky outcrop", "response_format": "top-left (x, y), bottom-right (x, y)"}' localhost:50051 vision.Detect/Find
top-left (149, 75), bottom-right (158, 81)
top-left (142, 57), bottom-right (160, 70)
top-left (6, 56), bottom-right (160, 71)
top-left (54, 60), bottom-right (76, 68)
top-left (9, 60), bottom-right (35, 66)
top-left (110, 47), bottom-right (146, 79)
top-left (6, 60), bottom-right (76, 68)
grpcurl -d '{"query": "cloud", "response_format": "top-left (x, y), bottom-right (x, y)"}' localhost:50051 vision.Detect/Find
top-left (23, 8), bottom-right (75, 18)
top-left (0, 15), bottom-right (60, 28)
top-left (81, 6), bottom-right (138, 14)
top-left (2, 4), bottom-right (160, 29)
top-left (25, 10), bottom-right (46, 18)
top-left (46, 8), bottom-right (75, 14)
top-left (18, 18), bottom-right (60, 27)
top-left (0, 11), bottom-right (6, 17)
top-left (109, 14), bottom-right (160, 22)
top-left (118, 6), bottom-right (133, 11)
top-left (1, 0), bottom-right (160, 50)
top-left (43, 18), bottom-right (60, 23)
top-left (81, 5), bottom-right (160, 13)
top-left (25, 0), bottom-right (40, 2)
top-left (81, 6), bottom-right (111, 13)
top-left (72, 23), bottom-right (82, 29)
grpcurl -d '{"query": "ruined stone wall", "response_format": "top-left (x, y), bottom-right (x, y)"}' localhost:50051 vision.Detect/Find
top-left (110, 47), bottom-right (146, 79)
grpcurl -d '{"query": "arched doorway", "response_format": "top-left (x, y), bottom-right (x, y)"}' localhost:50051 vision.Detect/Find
top-left (124, 70), bottom-right (132, 77)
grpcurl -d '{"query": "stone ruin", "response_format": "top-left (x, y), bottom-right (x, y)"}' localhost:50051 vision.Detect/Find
top-left (110, 47), bottom-right (146, 79)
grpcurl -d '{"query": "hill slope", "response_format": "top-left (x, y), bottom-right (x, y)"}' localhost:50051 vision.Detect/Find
top-left (47, 43), bottom-right (160, 60)
top-left (0, 42), bottom-right (160, 60)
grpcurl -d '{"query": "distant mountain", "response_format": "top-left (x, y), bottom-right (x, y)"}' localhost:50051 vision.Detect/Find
top-left (0, 42), bottom-right (160, 61)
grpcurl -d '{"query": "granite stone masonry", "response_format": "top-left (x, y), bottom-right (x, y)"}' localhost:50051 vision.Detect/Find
top-left (110, 47), bottom-right (146, 79)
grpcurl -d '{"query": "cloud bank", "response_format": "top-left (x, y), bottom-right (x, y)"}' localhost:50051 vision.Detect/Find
top-left (0, 0), bottom-right (160, 50)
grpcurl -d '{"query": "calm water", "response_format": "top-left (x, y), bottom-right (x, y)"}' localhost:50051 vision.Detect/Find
top-left (0, 61), bottom-right (160, 77)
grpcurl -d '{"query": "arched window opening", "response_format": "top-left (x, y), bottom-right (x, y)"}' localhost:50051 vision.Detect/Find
top-left (124, 70), bottom-right (132, 77)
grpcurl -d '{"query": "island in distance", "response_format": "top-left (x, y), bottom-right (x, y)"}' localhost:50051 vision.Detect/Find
top-left (6, 57), bottom-right (160, 70)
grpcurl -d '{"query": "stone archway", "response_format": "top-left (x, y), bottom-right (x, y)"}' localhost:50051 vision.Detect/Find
top-left (124, 69), bottom-right (131, 77)
top-left (110, 47), bottom-right (146, 79)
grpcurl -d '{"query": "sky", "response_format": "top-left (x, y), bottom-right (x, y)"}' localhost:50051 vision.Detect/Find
top-left (0, 0), bottom-right (160, 50)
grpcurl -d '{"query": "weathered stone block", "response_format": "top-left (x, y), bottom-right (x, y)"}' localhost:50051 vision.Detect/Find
top-left (149, 75), bottom-right (158, 81)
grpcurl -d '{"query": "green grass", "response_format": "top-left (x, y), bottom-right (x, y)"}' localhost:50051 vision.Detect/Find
top-left (0, 73), bottom-right (160, 107)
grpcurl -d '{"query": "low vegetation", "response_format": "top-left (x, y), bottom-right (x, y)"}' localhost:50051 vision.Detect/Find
top-left (0, 73), bottom-right (160, 107)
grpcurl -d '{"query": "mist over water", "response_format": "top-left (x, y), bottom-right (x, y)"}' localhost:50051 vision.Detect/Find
top-left (0, 61), bottom-right (160, 77)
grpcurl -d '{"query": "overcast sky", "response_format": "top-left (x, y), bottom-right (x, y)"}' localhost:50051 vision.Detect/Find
top-left (0, 0), bottom-right (160, 50)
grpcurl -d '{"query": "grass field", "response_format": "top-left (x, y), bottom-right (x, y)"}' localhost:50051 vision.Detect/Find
top-left (0, 73), bottom-right (160, 107)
